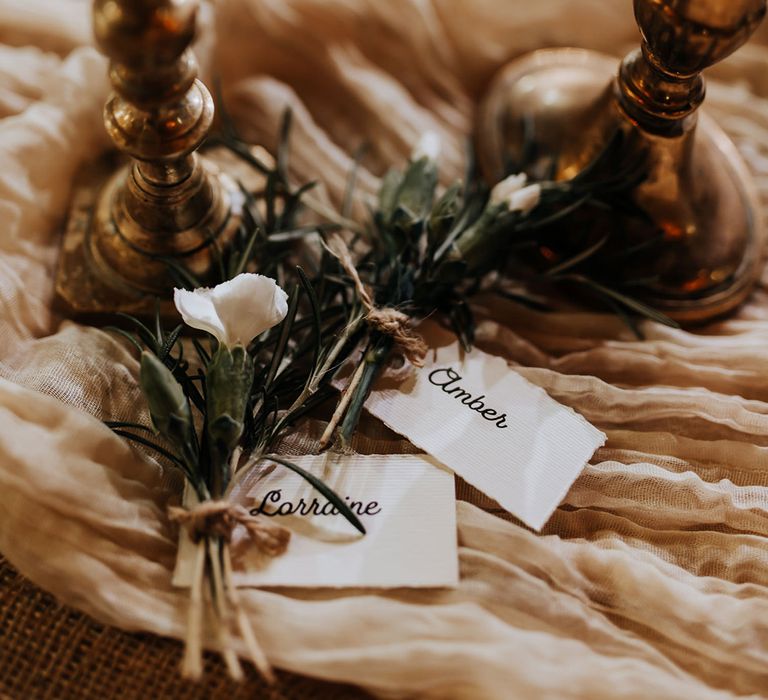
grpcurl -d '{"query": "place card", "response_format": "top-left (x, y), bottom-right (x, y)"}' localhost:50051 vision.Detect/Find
top-left (173, 453), bottom-right (459, 589)
top-left (357, 321), bottom-right (606, 530)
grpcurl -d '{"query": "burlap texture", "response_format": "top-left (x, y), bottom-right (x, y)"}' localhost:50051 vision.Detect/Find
top-left (2, 0), bottom-right (768, 698)
top-left (0, 556), bottom-right (368, 700)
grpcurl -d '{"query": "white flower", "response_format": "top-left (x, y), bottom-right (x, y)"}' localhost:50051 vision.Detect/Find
top-left (173, 273), bottom-right (289, 346)
top-left (411, 131), bottom-right (442, 163)
top-left (508, 184), bottom-right (541, 215)
top-left (490, 173), bottom-right (542, 215)
top-left (490, 173), bottom-right (527, 204)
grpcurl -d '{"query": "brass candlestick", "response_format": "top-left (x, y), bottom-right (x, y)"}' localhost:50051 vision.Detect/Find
top-left (477, 0), bottom-right (767, 324)
top-left (56, 0), bottom-right (244, 318)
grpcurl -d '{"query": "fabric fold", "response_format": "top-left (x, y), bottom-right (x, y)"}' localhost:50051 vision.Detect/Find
top-left (2, 1), bottom-right (768, 697)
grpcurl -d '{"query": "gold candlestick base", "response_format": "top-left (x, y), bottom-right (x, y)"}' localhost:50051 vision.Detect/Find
top-left (476, 0), bottom-right (767, 325)
top-left (55, 147), bottom-right (249, 321)
top-left (476, 48), bottom-right (765, 324)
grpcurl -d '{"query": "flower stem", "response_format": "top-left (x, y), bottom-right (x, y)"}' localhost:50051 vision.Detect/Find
top-left (223, 544), bottom-right (275, 683)
top-left (273, 311), bottom-right (365, 445)
top-left (318, 351), bottom-right (368, 450)
top-left (181, 538), bottom-right (206, 680)
top-left (207, 537), bottom-right (244, 681)
top-left (336, 336), bottom-right (393, 450)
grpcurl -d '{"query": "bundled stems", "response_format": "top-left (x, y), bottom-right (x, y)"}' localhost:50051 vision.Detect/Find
top-left (183, 539), bottom-right (207, 679)
top-left (183, 535), bottom-right (271, 682)
top-left (223, 545), bottom-right (274, 682)
top-left (338, 338), bottom-right (393, 446)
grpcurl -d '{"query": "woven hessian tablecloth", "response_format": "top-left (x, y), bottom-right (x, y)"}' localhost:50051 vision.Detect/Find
top-left (3, 0), bottom-right (768, 698)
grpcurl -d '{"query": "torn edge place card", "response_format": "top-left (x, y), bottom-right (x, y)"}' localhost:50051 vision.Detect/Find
top-left (173, 453), bottom-right (459, 589)
top-left (356, 321), bottom-right (606, 531)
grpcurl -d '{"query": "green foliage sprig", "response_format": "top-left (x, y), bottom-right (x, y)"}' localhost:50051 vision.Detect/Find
top-left (319, 130), bottom-right (677, 448)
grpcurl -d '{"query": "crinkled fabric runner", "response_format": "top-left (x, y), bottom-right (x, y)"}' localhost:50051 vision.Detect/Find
top-left (1, 0), bottom-right (768, 698)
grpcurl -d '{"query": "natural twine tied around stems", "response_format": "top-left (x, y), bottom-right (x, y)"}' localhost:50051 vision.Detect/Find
top-left (169, 501), bottom-right (290, 556)
top-left (326, 234), bottom-right (428, 367)
top-left (168, 501), bottom-right (288, 683)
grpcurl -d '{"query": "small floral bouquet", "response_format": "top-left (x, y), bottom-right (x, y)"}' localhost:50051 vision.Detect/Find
top-left (110, 271), bottom-right (365, 680)
top-left (317, 132), bottom-right (675, 448)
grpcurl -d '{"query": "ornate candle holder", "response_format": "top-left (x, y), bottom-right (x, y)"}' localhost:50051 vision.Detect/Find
top-left (56, 0), bottom-right (245, 318)
top-left (477, 0), bottom-right (767, 323)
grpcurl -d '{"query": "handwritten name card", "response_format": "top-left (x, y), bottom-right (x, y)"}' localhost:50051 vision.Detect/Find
top-left (360, 322), bottom-right (606, 530)
top-left (173, 453), bottom-right (458, 589)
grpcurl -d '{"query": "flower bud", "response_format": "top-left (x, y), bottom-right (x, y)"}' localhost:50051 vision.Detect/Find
top-left (206, 344), bottom-right (254, 458)
top-left (490, 173), bottom-right (528, 205)
top-left (411, 131), bottom-right (442, 163)
top-left (508, 184), bottom-right (541, 215)
top-left (490, 173), bottom-right (541, 216)
top-left (139, 351), bottom-right (195, 450)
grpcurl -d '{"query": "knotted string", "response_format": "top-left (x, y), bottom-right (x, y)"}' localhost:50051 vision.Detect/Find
top-left (168, 501), bottom-right (290, 557)
top-left (326, 234), bottom-right (428, 366)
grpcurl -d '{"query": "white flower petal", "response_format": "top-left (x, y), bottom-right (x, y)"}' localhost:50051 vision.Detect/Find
top-left (490, 173), bottom-right (527, 205)
top-left (209, 273), bottom-right (289, 345)
top-left (508, 184), bottom-right (541, 215)
top-left (411, 131), bottom-right (442, 163)
top-left (174, 274), bottom-right (289, 346)
top-left (173, 287), bottom-right (227, 343)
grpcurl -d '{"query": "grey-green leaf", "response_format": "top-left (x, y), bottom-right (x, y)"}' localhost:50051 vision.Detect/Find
top-left (139, 352), bottom-right (196, 457)
top-left (206, 344), bottom-right (255, 452)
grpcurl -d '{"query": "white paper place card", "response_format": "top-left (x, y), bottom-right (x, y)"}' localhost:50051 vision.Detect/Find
top-left (358, 322), bottom-right (606, 531)
top-left (173, 453), bottom-right (458, 589)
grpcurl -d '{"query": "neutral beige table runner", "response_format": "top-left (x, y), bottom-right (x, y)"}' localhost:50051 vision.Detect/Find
top-left (1, 1), bottom-right (768, 697)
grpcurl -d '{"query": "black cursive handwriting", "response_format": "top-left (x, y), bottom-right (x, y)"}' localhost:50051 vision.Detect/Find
top-left (427, 367), bottom-right (509, 429)
top-left (250, 489), bottom-right (382, 518)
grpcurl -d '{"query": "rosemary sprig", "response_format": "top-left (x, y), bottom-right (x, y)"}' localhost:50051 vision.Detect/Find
top-left (203, 107), bottom-right (344, 289)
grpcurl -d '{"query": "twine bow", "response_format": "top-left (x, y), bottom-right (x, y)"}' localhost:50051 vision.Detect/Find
top-left (168, 501), bottom-right (290, 557)
top-left (326, 234), bottom-right (428, 366)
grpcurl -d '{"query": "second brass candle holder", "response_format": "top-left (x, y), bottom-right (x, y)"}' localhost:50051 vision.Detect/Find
top-left (477, 0), bottom-right (768, 324)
